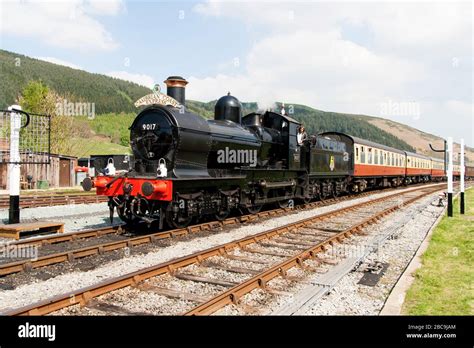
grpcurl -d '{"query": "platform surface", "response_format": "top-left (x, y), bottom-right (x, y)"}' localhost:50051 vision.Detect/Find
top-left (0, 221), bottom-right (64, 240)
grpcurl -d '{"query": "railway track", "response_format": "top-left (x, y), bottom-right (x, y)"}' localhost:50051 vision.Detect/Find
top-left (0, 183), bottom-right (443, 278)
top-left (0, 194), bottom-right (107, 209)
top-left (2, 183), bottom-right (445, 316)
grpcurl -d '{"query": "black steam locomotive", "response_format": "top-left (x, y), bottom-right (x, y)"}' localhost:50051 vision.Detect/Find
top-left (84, 76), bottom-right (351, 228)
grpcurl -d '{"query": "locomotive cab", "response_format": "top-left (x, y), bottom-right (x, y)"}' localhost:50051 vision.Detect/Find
top-left (257, 111), bottom-right (302, 170)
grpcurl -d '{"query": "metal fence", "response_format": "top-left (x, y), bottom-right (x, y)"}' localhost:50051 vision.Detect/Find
top-left (0, 109), bottom-right (51, 164)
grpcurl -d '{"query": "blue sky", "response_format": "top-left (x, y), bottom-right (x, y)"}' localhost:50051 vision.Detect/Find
top-left (1, 1), bottom-right (253, 78)
top-left (1, 0), bottom-right (472, 146)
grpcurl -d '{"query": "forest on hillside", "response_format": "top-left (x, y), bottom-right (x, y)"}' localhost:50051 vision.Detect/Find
top-left (187, 101), bottom-right (415, 152)
top-left (1, 49), bottom-right (415, 156)
top-left (0, 49), bottom-right (150, 113)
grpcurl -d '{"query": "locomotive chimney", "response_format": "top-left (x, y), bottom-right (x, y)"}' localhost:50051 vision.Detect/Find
top-left (164, 76), bottom-right (188, 106)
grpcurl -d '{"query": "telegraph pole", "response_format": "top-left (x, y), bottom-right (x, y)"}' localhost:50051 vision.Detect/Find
top-left (447, 137), bottom-right (453, 217)
top-left (8, 105), bottom-right (21, 224)
top-left (460, 139), bottom-right (465, 214)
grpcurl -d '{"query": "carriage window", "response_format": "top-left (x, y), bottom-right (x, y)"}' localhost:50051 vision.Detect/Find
top-left (356, 147), bottom-right (359, 160)
top-left (368, 148), bottom-right (373, 164)
top-left (375, 149), bottom-right (379, 164)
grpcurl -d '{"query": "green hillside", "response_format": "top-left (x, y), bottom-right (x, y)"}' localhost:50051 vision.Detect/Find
top-left (0, 49), bottom-right (150, 113)
top-left (186, 101), bottom-right (414, 151)
top-left (1, 49), bottom-right (415, 156)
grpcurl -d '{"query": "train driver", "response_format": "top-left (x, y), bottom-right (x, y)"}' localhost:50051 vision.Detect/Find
top-left (297, 126), bottom-right (308, 146)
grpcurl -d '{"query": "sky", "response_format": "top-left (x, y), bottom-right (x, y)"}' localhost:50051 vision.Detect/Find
top-left (0, 0), bottom-right (472, 146)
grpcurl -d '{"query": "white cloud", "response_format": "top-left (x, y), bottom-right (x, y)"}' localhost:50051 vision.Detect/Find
top-left (190, 1), bottom-right (473, 145)
top-left (106, 71), bottom-right (155, 88)
top-left (85, 0), bottom-right (125, 16)
top-left (0, 0), bottom-right (123, 51)
top-left (35, 56), bottom-right (83, 70)
top-left (187, 29), bottom-right (426, 113)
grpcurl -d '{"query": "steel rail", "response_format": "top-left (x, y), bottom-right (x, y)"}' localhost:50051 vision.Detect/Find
top-left (0, 184), bottom-right (444, 277)
top-left (0, 195), bottom-right (107, 209)
top-left (1, 182), bottom-right (444, 249)
top-left (2, 182), bottom-right (441, 249)
top-left (184, 189), bottom-right (435, 315)
top-left (2, 184), bottom-right (443, 316)
top-left (0, 184), bottom-right (443, 277)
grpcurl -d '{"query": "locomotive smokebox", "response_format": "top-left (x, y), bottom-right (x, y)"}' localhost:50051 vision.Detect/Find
top-left (164, 76), bottom-right (188, 106)
top-left (215, 92), bottom-right (242, 124)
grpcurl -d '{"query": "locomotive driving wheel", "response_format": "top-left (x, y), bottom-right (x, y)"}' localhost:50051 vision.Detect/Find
top-left (117, 205), bottom-right (140, 225)
top-left (318, 182), bottom-right (327, 201)
top-left (165, 204), bottom-right (193, 229)
top-left (215, 209), bottom-right (230, 221)
top-left (277, 199), bottom-right (290, 209)
top-left (240, 202), bottom-right (263, 215)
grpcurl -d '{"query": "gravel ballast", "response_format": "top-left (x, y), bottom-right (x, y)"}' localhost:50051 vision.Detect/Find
top-left (267, 195), bottom-right (445, 315)
top-left (0, 184), bottom-right (445, 312)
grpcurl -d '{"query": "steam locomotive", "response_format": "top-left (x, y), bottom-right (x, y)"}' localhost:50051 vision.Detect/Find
top-left (82, 76), bottom-right (471, 228)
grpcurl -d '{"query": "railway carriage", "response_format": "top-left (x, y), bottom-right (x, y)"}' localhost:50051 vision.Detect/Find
top-left (430, 157), bottom-right (445, 181)
top-left (319, 132), bottom-right (405, 191)
top-left (453, 162), bottom-right (461, 179)
top-left (466, 165), bottom-right (474, 179)
top-left (405, 152), bottom-right (431, 183)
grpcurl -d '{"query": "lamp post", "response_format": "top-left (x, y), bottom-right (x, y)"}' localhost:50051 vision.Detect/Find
top-left (460, 139), bottom-right (465, 214)
top-left (447, 137), bottom-right (453, 217)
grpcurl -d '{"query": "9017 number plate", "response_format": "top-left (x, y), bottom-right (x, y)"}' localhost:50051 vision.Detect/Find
top-left (142, 123), bottom-right (157, 130)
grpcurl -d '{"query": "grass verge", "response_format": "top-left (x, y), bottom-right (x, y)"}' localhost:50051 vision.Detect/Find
top-left (402, 188), bottom-right (473, 315)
